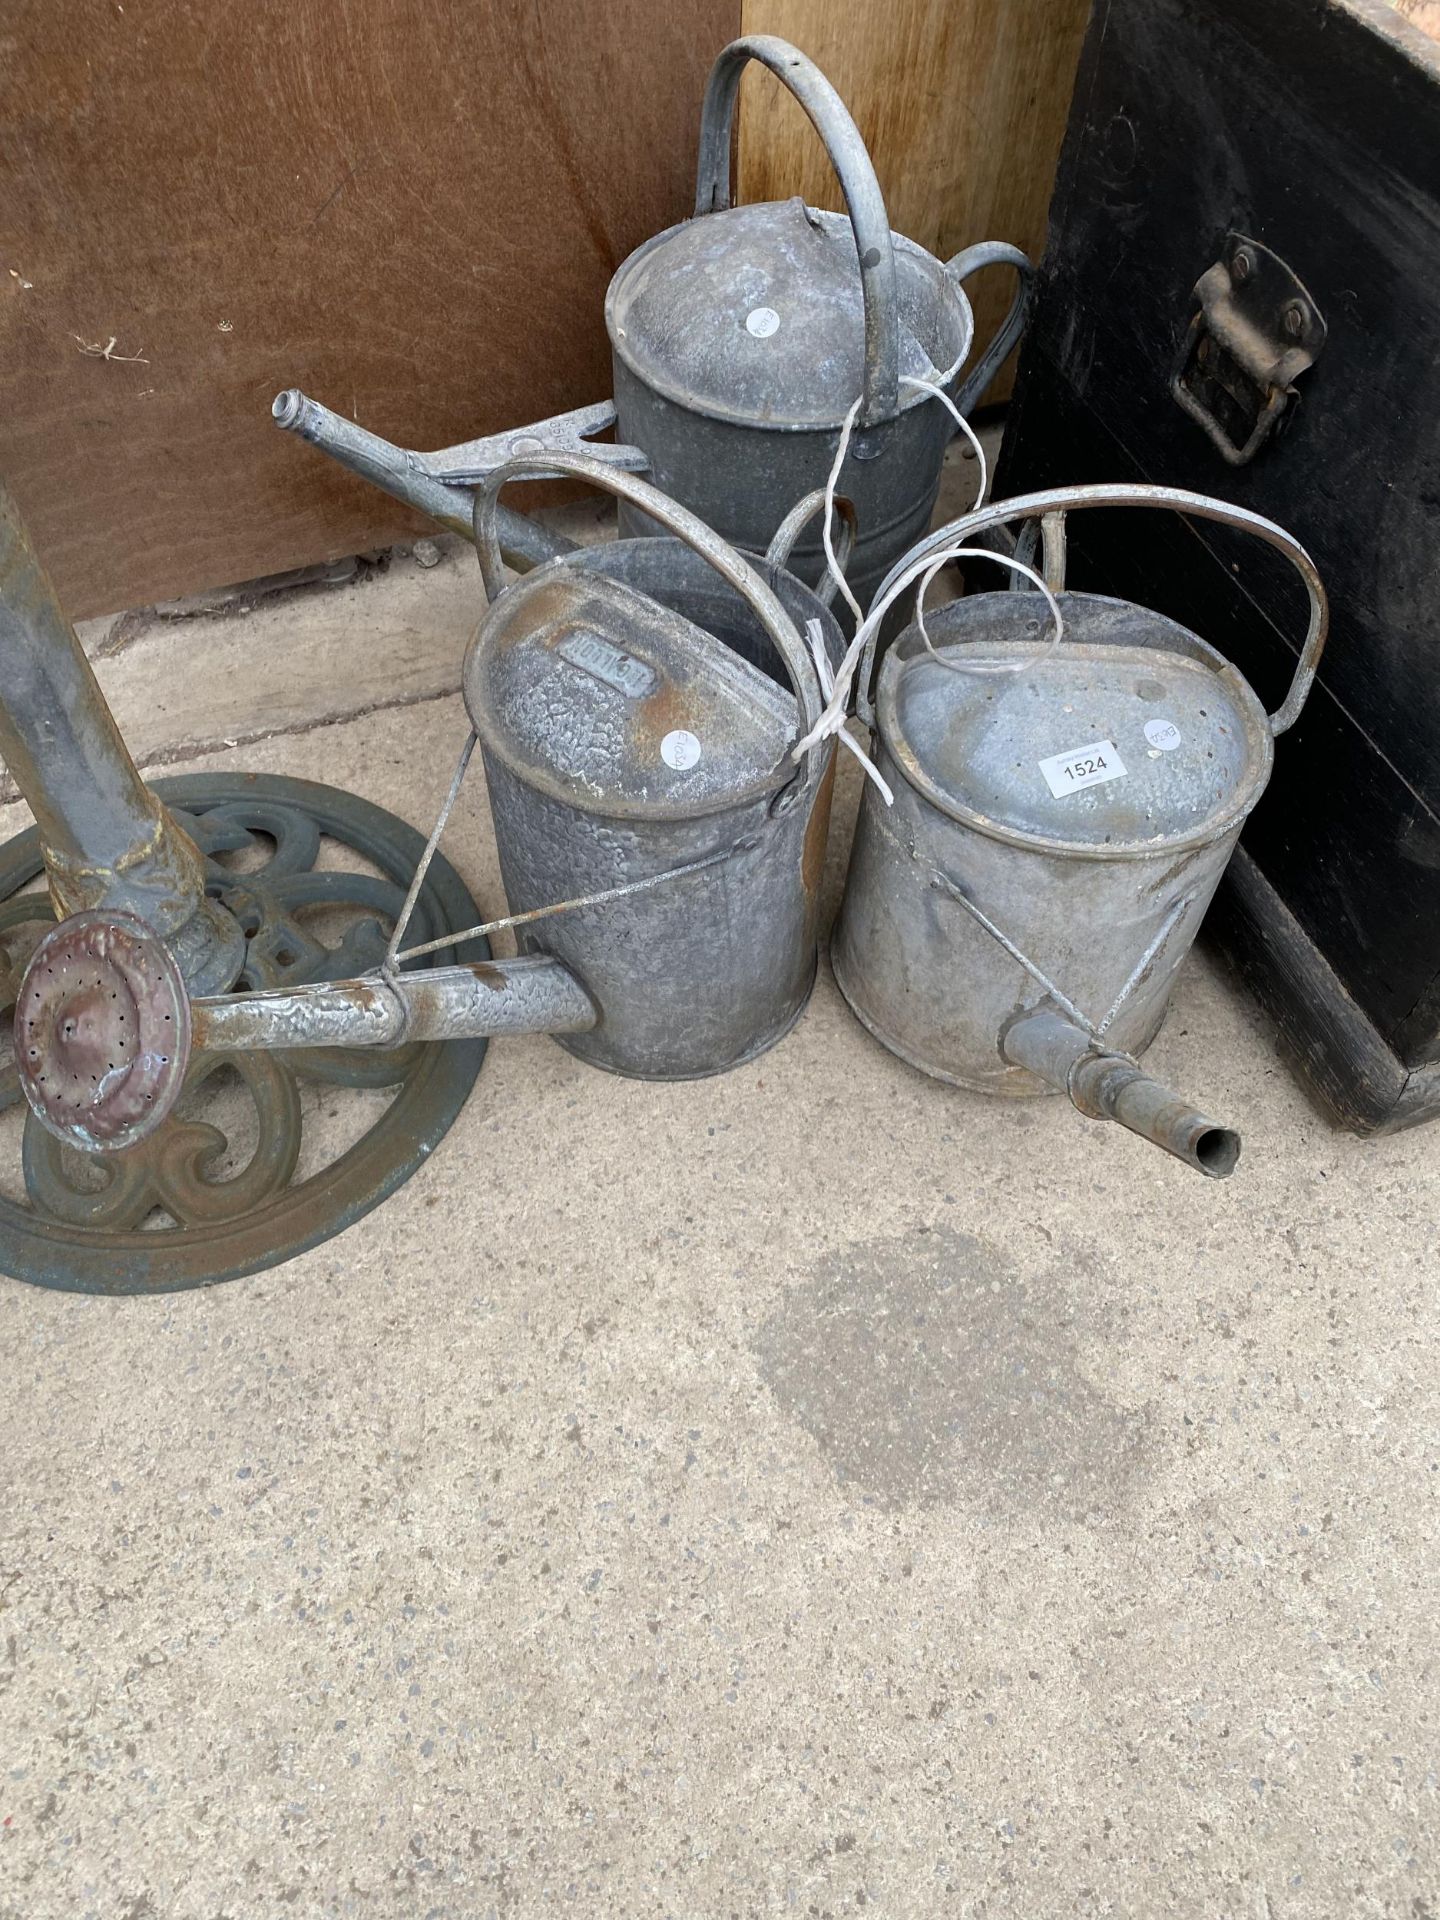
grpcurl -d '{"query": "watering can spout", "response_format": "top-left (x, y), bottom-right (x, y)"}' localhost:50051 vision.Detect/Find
top-left (1001, 1008), bottom-right (1241, 1179)
top-left (11, 907), bottom-right (601, 1153)
top-left (270, 388), bottom-right (573, 573)
top-left (190, 952), bottom-right (598, 1055)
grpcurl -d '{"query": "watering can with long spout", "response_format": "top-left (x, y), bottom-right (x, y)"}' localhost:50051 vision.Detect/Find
top-left (11, 459), bottom-right (846, 1148)
top-left (272, 36), bottom-right (1033, 613)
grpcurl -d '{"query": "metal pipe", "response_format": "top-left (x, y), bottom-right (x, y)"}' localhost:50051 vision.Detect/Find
top-left (191, 953), bottom-right (597, 1053)
top-left (0, 478), bottom-right (244, 995)
top-left (1001, 1008), bottom-right (1241, 1179)
top-left (271, 391), bottom-right (575, 572)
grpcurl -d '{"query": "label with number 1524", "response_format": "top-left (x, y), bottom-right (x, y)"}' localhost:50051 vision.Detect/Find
top-left (1037, 739), bottom-right (1127, 799)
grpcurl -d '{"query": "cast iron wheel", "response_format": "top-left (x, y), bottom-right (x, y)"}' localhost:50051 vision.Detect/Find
top-left (0, 772), bottom-right (487, 1294)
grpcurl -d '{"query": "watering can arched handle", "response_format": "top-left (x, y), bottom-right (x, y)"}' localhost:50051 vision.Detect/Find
top-left (764, 487), bottom-right (858, 612)
top-left (472, 452), bottom-right (829, 805)
top-left (944, 242), bottom-right (1037, 417)
top-left (694, 36), bottom-right (899, 428)
top-left (866, 483), bottom-right (1328, 737)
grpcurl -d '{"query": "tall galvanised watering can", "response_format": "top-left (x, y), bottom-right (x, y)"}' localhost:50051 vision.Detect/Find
top-left (831, 484), bottom-right (1329, 1178)
top-left (270, 35), bottom-right (1033, 613)
top-left (12, 459), bottom-right (840, 1152)
top-left (461, 457), bottom-right (840, 1078)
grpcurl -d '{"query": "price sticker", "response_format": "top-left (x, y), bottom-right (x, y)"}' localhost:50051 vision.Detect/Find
top-left (1038, 739), bottom-right (1127, 799)
top-left (661, 729), bottom-right (702, 771)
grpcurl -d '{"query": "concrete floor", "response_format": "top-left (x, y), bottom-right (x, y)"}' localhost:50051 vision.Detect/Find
top-left (0, 471), bottom-right (1436, 1917)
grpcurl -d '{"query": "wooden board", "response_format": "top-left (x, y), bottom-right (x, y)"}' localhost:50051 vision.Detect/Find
top-left (0, 0), bottom-right (738, 617)
top-left (736, 0), bottom-right (1091, 408)
top-left (1393, 0), bottom-right (1440, 43)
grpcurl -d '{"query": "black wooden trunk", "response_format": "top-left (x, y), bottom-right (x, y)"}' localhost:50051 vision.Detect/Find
top-left (997, 0), bottom-right (1440, 1133)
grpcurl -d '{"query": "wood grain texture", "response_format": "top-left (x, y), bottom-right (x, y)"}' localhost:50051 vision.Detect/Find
top-left (1393, 0), bottom-right (1440, 44)
top-left (0, 0), bottom-right (737, 616)
top-left (735, 0), bottom-right (1091, 407)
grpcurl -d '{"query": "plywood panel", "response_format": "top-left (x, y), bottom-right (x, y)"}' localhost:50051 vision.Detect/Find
top-left (0, 0), bottom-right (738, 616)
top-left (1393, 0), bottom-right (1440, 42)
top-left (737, 0), bottom-right (1091, 407)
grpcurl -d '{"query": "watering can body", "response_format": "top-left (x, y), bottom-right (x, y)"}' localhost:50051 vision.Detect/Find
top-left (465, 464), bottom-right (841, 1081)
top-left (833, 589), bottom-right (1274, 1094)
top-left (606, 213), bottom-right (1000, 614)
top-left (605, 38), bottom-right (1031, 608)
top-left (830, 485), bottom-right (1328, 1174)
top-left (272, 38), bottom-right (1032, 617)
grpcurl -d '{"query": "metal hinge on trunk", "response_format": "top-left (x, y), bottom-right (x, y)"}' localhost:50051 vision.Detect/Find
top-left (1171, 233), bottom-right (1326, 466)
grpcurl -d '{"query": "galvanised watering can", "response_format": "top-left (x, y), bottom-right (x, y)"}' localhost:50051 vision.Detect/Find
top-left (832, 484), bottom-right (1329, 1178)
top-left (14, 461), bottom-right (842, 1152)
top-left (460, 454), bottom-right (842, 1079)
top-left (272, 36), bottom-right (1033, 613)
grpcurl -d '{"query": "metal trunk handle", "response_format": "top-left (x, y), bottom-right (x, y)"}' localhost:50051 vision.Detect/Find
top-left (866, 482), bottom-right (1328, 736)
top-left (694, 36), bottom-right (900, 427)
top-left (472, 452), bottom-right (829, 803)
top-left (944, 241), bottom-right (1037, 416)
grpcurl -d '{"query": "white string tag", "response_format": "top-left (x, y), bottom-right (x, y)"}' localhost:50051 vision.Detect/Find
top-left (796, 375), bottom-right (1067, 796)
top-left (805, 619), bottom-right (893, 807)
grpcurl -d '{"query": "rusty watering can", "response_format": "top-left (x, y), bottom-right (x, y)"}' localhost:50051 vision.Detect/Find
top-left (830, 483), bottom-right (1329, 1178)
top-left (271, 35), bottom-right (1033, 612)
top-left (14, 461), bottom-right (841, 1151)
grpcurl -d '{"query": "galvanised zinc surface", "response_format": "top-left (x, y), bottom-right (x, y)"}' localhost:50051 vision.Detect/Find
top-left (833, 593), bottom-right (1275, 1097)
top-left (466, 538), bottom-right (843, 1081)
top-left (608, 204), bottom-right (972, 429)
top-left (879, 595), bottom-right (1274, 854)
top-left (465, 569), bottom-right (801, 821)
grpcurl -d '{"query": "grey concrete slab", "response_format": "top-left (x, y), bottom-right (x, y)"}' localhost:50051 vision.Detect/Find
top-left (0, 502), bottom-right (1435, 1918)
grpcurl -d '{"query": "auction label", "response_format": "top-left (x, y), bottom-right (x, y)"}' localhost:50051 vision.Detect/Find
top-left (1038, 739), bottom-right (1127, 798)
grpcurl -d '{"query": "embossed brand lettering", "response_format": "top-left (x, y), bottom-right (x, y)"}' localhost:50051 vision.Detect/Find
top-left (558, 631), bottom-right (656, 699)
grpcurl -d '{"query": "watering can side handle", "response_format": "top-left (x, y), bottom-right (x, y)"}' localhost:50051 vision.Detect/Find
top-left (869, 483), bottom-right (1329, 737)
top-left (943, 243), bottom-right (1037, 417)
top-left (471, 452), bottom-right (828, 799)
top-left (764, 489), bottom-right (858, 611)
top-left (694, 36), bottom-right (899, 427)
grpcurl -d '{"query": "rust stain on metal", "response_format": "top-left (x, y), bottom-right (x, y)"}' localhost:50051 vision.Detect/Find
top-left (802, 748), bottom-right (838, 897)
top-left (15, 909), bottom-right (191, 1148)
top-left (466, 961), bottom-right (507, 989)
top-left (495, 578), bottom-right (595, 652)
top-left (632, 677), bottom-right (695, 756)
top-left (332, 980), bottom-right (384, 1013)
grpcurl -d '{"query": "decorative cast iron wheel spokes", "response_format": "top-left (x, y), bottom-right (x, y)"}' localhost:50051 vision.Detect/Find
top-left (180, 802), bottom-right (441, 1089)
top-left (22, 1050), bottom-right (302, 1231)
top-left (0, 772), bottom-right (487, 1294)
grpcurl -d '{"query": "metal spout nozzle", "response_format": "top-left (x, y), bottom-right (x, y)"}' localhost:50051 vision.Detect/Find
top-left (270, 389), bottom-right (573, 572)
top-left (1002, 1008), bottom-right (1241, 1179)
